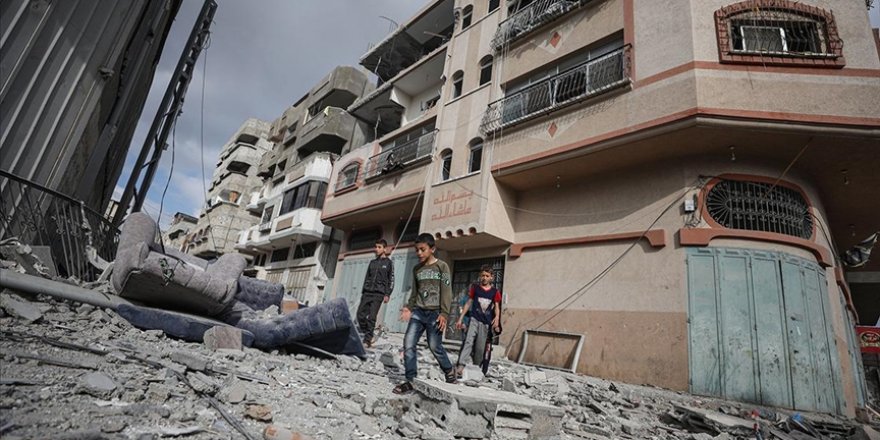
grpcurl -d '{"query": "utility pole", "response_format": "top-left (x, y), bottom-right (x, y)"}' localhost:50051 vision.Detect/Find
top-left (113, 0), bottom-right (217, 225)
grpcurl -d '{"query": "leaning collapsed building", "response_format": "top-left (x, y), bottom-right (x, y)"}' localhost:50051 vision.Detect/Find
top-left (0, 0), bottom-right (181, 215)
top-left (324, 0), bottom-right (880, 417)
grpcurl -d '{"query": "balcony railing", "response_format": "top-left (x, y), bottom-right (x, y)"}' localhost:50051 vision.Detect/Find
top-left (0, 170), bottom-right (119, 282)
top-left (364, 131), bottom-right (436, 179)
top-left (492, 0), bottom-right (589, 50)
top-left (480, 45), bottom-right (630, 134)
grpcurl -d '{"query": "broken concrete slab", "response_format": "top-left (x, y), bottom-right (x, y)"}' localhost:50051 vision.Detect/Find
top-left (0, 292), bottom-right (43, 322)
top-left (81, 372), bottom-right (117, 397)
top-left (525, 370), bottom-right (547, 387)
top-left (203, 326), bottom-right (243, 351)
top-left (169, 351), bottom-right (209, 372)
top-left (412, 378), bottom-right (564, 439)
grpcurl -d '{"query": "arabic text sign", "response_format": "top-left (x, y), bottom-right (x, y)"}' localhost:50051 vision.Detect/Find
top-left (431, 189), bottom-right (474, 222)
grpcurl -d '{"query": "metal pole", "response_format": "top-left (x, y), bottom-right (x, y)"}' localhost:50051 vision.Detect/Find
top-left (113, 0), bottom-right (217, 225)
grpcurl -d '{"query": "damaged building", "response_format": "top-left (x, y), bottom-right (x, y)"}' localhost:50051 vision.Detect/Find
top-left (324, 0), bottom-right (880, 418)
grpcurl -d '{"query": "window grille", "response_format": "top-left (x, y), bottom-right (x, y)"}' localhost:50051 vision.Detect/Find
top-left (706, 179), bottom-right (812, 239)
top-left (336, 163), bottom-right (360, 191)
top-left (349, 229), bottom-right (381, 251)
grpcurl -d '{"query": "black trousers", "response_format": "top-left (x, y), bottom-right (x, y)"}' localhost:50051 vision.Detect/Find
top-left (356, 292), bottom-right (384, 342)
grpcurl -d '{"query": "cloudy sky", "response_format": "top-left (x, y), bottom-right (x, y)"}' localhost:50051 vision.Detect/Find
top-left (121, 1), bottom-right (880, 228)
top-left (117, 0), bottom-right (425, 227)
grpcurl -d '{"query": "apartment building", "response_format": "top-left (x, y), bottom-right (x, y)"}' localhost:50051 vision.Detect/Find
top-left (185, 118), bottom-right (272, 259)
top-left (235, 66), bottom-right (372, 305)
top-left (162, 212), bottom-right (198, 252)
top-left (324, 0), bottom-right (880, 416)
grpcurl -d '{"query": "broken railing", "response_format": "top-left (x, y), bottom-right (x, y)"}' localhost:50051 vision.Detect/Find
top-left (364, 131), bottom-right (436, 179)
top-left (492, 0), bottom-right (591, 50)
top-left (480, 45), bottom-right (631, 134)
top-left (0, 169), bottom-right (119, 282)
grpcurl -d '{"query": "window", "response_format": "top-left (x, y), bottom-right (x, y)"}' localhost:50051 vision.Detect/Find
top-left (337, 162), bottom-right (359, 190)
top-left (440, 150), bottom-right (452, 181)
top-left (227, 161), bottom-right (250, 174)
top-left (293, 242), bottom-right (317, 259)
top-left (461, 5), bottom-right (473, 29)
top-left (270, 247), bottom-right (289, 263)
top-left (396, 219), bottom-right (420, 243)
top-left (714, 1), bottom-right (843, 68)
top-left (479, 56), bottom-right (493, 86)
top-left (706, 178), bottom-right (813, 239)
top-left (451, 71), bottom-right (463, 99)
top-left (468, 139), bottom-right (483, 173)
top-left (280, 181), bottom-right (328, 215)
top-left (349, 229), bottom-right (381, 251)
top-left (489, 0), bottom-right (500, 13)
top-left (421, 95), bottom-right (440, 112)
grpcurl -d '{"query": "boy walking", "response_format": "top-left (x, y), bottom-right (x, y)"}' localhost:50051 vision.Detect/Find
top-left (455, 265), bottom-right (501, 376)
top-left (356, 239), bottom-right (394, 348)
top-left (393, 233), bottom-right (457, 394)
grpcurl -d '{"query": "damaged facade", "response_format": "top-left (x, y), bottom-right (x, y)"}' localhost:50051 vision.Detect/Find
top-left (234, 66), bottom-right (373, 306)
top-left (184, 119), bottom-right (273, 259)
top-left (324, 0), bottom-right (880, 418)
top-left (162, 212), bottom-right (198, 252)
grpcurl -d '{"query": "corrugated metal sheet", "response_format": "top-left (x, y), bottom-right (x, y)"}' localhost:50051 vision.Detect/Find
top-left (0, 0), bottom-right (179, 212)
top-left (687, 247), bottom-right (846, 414)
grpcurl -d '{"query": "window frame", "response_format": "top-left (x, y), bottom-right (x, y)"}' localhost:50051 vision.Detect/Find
top-left (451, 71), bottom-right (464, 99)
top-left (479, 55), bottom-right (493, 86)
top-left (337, 162), bottom-right (360, 190)
top-left (468, 139), bottom-right (483, 173)
top-left (488, 0), bottom-right (500, 13)
top-left (461, 5), bottom-right (473, 29)
top-left (440, 150), bottom-right (452, 182)
top-left (714, 0), bottom-right (844, 68)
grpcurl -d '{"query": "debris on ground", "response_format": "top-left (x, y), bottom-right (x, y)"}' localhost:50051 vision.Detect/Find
top-left (0, 283), bottom-right (875, 439)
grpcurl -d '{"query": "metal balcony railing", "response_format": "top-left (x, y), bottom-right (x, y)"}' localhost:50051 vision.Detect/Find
top-left (364, 131), bottom-right (436, 179)
top-left (480, 46), bottom-right (631, 134)
top-left (492, 0), bottom-right (589, 50)
top-left (0, 170), bottom-right (119, 282)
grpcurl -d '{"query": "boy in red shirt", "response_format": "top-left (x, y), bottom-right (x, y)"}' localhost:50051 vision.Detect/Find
top-left (455, 265), bottom-right (501, 375)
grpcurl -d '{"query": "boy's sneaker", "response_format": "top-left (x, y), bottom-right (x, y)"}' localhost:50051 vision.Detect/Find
top-left (363, 339), bottom-right (373, 349)
top-left (393, 382), bottom-right (414, 394)
top-left (444, 369), bottom-right (458, 384)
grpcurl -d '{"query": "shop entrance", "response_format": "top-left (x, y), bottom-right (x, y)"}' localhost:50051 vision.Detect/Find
top-left (446, 257), bottom-right (505, 340)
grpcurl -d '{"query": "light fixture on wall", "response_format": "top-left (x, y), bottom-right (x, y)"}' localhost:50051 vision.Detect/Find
top-left (555, 175), bottom-right (561, 189)
top-left (841, 169), bottom-right (849, 185)
top-left (729, 146), bottom-right (736, 162)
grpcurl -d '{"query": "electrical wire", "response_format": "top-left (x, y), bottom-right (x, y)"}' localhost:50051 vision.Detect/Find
top-left (196, 30), bottom-right (221, 256)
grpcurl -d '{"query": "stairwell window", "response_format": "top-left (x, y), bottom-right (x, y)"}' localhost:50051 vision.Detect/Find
top-left (451, 71), bottom-right (463, 99)
top-left (714, 1), bottom-right (844, 67)
top-left (461, 5), bottom-right (473, 29)
top-left (468, 139), bottom-right (483, 173)
top-left (479, 56), bottom-right (493, 86)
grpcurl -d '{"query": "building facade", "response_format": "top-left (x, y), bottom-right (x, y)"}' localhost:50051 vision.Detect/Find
top-left (162, 212), bottom-right (198, 251)
top-left (235, 66), bottom-right (372, 305)
top-left (324, 0), bottom-right (880, 417)
top-left (185, 118), bottom-right (272, 259)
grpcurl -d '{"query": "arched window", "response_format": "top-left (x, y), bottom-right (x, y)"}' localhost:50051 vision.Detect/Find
top-left (336, 162), bottom-right (360, 191)
top-left (714, 1), bottom-right (843, 67)
top-left (489, 0), bottom-right (500, 13)
top-left (451, 71), bottom-right (463, 99)
top-left (705, 178), bottom-right (813, 239)
top-left (461, 5), bottom-right (473, 29)
top-left (479, 55), bottom-right (493, 86)
top-left (468, 138), bottom-right (483, 173)
top-left (439, 149), bottom-right (452, 182)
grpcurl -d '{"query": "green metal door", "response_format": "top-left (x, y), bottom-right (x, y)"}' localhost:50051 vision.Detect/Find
top-left (379, 250), bottom-right (419, 333)
top-left (687, 247), bottom-right (845, 413)
top-left (335, 256), bottom-right (372, 319)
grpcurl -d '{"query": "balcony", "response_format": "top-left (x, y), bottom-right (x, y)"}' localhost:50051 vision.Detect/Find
top-left (492, 0), bottom-right (591, 50)
top-left (240, 208), bottom-right (327, 251)
top-left (295, 107), bottom-right (357, 155)
top-left (480, 45), bottom-right (631, 134)
top-left (245, 191), bottom-right (264, 213)
top-left (365, 131), bottom-right (435, 179)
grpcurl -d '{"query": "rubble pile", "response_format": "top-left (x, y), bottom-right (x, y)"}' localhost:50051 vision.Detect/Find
top-left (0, 288), bottom-right (876, 439)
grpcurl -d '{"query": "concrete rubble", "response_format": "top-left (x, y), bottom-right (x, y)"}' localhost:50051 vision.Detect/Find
top-left (0, 284), bottom-right (877, 439)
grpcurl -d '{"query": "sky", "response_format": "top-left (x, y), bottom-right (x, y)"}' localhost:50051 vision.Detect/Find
top-left (120, 1), bottom-right (880, 229)
top-left (116, 0), bottom-right (425, 228)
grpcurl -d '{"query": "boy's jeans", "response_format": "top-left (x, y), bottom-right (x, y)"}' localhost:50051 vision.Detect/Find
top-left (403, 308), bottom-right (454, 382)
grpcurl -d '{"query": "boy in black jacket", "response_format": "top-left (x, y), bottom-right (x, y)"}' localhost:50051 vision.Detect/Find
top-left (356, 239), bottom-right (394, 348)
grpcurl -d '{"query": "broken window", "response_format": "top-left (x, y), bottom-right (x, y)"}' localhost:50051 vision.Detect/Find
top-left (270, 248), bottom-right (289, 263)
top-left (337, 162), bottom-right (360, 190)
top-left (293, 242), bottom-right (317, 259)
top-left (440, 150), bottom-right (452, 181)
top-left (227, 161), bottom-right (250, 174)
top-left (451, 71), bottom-right (463, 99)
top-left (461, 5), bottom-right (473, 29)
top-left (479, 55), bottom-right (493, 86)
